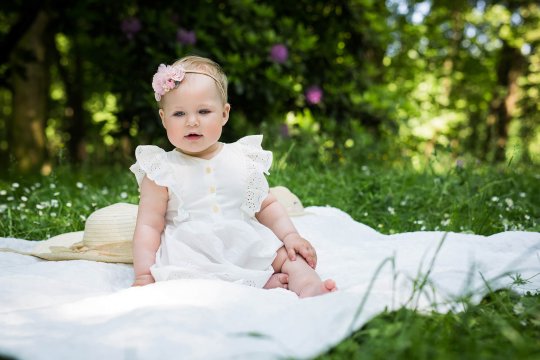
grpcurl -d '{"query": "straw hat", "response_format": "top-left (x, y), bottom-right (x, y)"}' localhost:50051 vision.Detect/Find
top-left (1, 203), bottom-right (138, 263)
top-left (269, 186), bottom-right (305, 216)
top-left (1, 187), bottom-right (305, 263)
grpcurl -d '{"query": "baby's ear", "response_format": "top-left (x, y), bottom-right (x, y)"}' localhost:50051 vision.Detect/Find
top-left (158, 109), bottom-right (166, 128)
top-left (222, 103), bottom-right (231, 126)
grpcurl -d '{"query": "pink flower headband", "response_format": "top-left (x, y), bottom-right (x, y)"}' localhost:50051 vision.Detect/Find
top-left (152, 63), bottom-right (225, 102)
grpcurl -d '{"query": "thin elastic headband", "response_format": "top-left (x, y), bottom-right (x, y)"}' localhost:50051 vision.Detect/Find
top-left (152, 64), bottom-right (226, 102)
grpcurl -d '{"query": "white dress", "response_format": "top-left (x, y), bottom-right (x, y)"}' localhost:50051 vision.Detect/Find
top-left (130, 135), bottom-right (283, 288)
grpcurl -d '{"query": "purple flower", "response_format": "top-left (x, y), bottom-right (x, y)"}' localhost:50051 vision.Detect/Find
top-left (280, 123), bottom-right (290, 138)
top-left (456, 159), bottom-right (465, 169)
top-left (305, 86), bottom-right (323, 105)
top-left (121, 17), bottom-right (142, 40)
top-left (270, 44), bottom-right (288, 63)
top-left (177, 28), bottom-right (197, 45)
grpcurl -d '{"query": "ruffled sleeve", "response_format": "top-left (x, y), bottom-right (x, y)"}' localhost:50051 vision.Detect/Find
top-left (129, 145), bottom-right (171, 189)
top-left (237, 135), bottom-right (273, 217)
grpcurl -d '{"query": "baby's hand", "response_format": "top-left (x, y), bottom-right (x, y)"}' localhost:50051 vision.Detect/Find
top-left (282, 233), bottom-right (317, 269)
top-left (132, 274), bottom-right (155, 287)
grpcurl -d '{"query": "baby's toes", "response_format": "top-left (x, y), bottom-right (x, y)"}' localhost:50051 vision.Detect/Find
top-left (277, 273), bottom-right (289, 286)
top-left (263, 273), bottom-right (289, 289)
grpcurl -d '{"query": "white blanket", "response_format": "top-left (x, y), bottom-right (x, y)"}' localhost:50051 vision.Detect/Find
top-left (1, 206), bottom-right (539, 360)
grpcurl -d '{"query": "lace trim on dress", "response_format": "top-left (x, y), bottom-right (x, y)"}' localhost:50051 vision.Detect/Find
top-left (130, 145), bottom-right (190, 224)
top-left (129, 145), bottom-right (170, 188)
top-left (237, 135), bottom-right (273, 217)
top-left (154, 263), bottom-right (265, 287)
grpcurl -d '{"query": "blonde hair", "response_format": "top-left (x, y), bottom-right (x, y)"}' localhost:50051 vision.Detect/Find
top-left (171, 55), bottom-right (228, 104)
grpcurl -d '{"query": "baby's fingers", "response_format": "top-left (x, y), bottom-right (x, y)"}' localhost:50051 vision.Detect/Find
top-left (286, 246), bottom-right (297, 261)
top-left (300, 246), bottom-right (317, 268)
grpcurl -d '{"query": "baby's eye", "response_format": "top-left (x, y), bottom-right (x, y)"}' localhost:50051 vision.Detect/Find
top-left (199, 109), bottom-right (211, 115)
top-left (173, 111), bottom-right (185, 117)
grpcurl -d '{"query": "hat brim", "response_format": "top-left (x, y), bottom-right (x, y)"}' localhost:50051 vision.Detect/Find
top-left (30, 231), bottom-right (133, 264)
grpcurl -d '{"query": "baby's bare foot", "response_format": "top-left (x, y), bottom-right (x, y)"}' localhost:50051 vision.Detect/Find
top-left (263, 273), bottom-right (289, 290)
top-left (299, 279), bottom-right (337, 298)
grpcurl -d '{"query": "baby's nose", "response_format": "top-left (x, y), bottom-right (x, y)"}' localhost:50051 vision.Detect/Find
top-left (186, 115), bottom-right (199, 126)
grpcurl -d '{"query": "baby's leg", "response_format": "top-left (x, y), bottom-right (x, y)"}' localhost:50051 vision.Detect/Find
top-left (272, 247), bottom-right (337, 298)
top-left (263, 273), bottom-right (289, 289)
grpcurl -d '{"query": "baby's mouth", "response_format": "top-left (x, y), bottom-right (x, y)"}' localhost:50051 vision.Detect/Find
top-left (185, 133), bottom-right (203, 140)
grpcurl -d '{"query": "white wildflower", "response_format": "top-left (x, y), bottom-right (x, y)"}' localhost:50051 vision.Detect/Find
top-left (524, 215), bottom-right (530, 220)
top-left (502, 218), bottom-right (510, 231)
top-left (513, 302), bottom-right (525, 315)
top-left (120, 192), bottom-right (128, 199)
top-left (50, 183), bottom-right (56, 189)
top-left (0, 190), bottom-right (6, 196)
top-left (491, 196), bottom-right (499, 202)
top-left (12, 183), bottom-right (19, 188)
top-left (66, 202), bottom-right (72, 208)
top-left (53, 192), bottom-right (60, 197)
top-left (80, 215), bottom-right (87, 221)
top-left (388, 207), bottom-right (395, 215)
top-left (76, 182), bottom-right (84, 189)
top-left (505, 198), bottom-right (514, 208)
top-left (50, 212), bottom-right (57, 217)
top-left (0, 204), bottom-right (7, 213)
top-left (7, 196), bottom-right (14, 201)
top-left (21, 196), bottom-right (28, 202)
top-left (441, 219), bottom-right (451, 226)
top-left (420, 225), bottom-right (426, 231)
top-left (101, 187), bottom-right (109, 195)
top-left (519, 192), bottom-right (526, 198)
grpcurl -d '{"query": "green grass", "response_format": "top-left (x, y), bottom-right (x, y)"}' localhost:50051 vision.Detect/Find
top-left (319, 290), bottom-right (540, 359)
top-left (0, 153), bottom-right (539, 359)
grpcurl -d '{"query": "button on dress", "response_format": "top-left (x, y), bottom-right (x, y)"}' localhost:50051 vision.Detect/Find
top-left (130, 135), bottom-right (283, 287)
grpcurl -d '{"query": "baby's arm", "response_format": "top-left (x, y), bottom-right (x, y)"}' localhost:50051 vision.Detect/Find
top-left (256, 192), bottom-right (317, 268)
top-left (131, 176), bottom-right (168, 286)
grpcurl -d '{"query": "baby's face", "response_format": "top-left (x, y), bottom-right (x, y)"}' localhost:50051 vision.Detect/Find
top-left (159, 74), bottom-right (230, 159)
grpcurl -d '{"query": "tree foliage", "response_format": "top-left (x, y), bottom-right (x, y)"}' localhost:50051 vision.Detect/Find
top-left (0, 0), bottom-right (538, 172)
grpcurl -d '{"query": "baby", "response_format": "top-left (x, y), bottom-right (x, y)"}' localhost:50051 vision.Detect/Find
top-left (130, 55), bottom-right (336, 297)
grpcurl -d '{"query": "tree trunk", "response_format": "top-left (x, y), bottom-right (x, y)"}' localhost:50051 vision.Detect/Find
top-left (487, 42), bottom-right (524, 162)
top-left (61, 38), bottom-right (86, 162)
top-left (10, 11), bottom-right (50, 173)
top-left (443, 9), bottom-right (464, 103)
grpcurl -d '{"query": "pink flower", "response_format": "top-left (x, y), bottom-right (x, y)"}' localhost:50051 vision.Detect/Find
top-left (177, 28), bottom-right (197, 45)
top-left (270, 44), bottom-right (288, 63)
top-left (280, 123), bottom-right (290, 138)
top-left (305, 86), bottom-right (323, 105)
top-left (121, 17), bottom-right (142, 40)
top-left (152, 64), bottom-right (186, 101)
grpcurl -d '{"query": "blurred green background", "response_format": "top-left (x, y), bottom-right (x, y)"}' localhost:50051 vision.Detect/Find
top-left (1, 0), bottom-right (539, 175)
